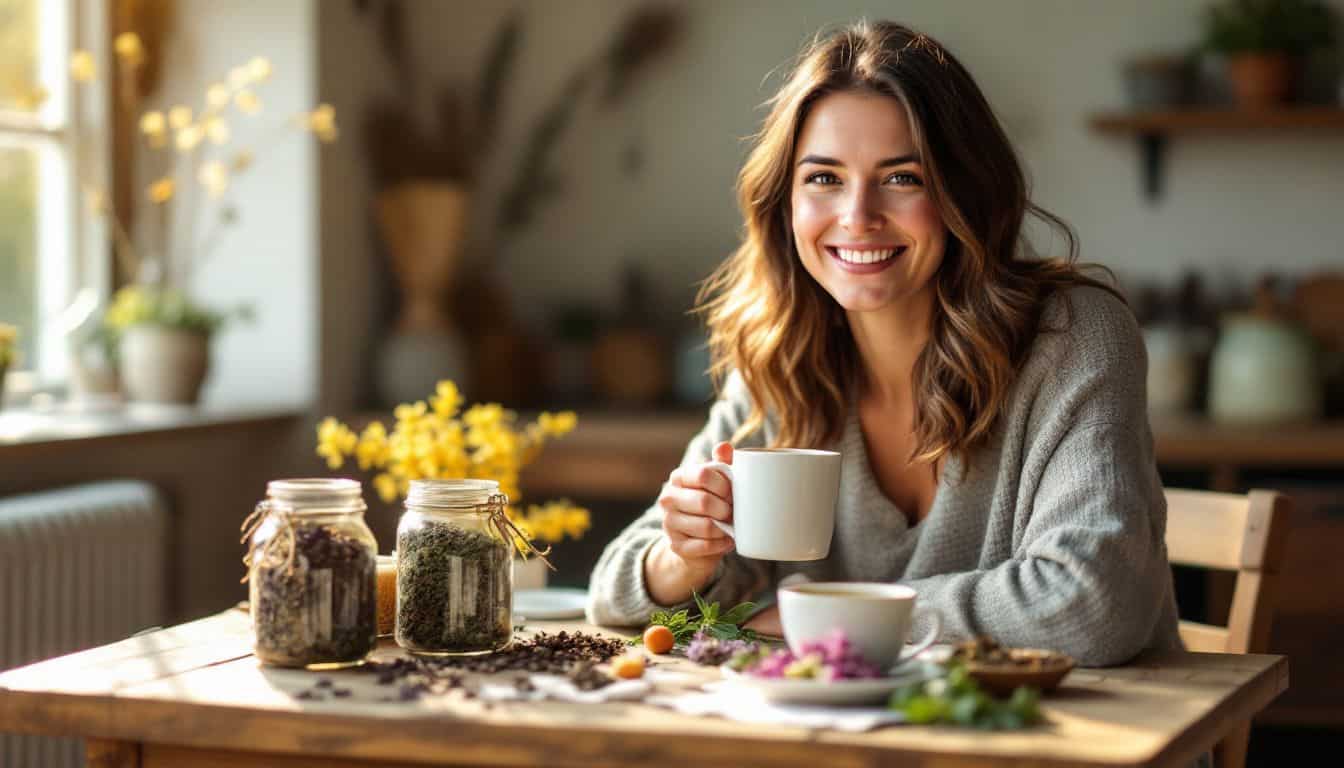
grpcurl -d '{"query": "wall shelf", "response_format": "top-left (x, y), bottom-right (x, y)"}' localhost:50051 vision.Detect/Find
top-left (1087, 107), bottom-right (1344, 200)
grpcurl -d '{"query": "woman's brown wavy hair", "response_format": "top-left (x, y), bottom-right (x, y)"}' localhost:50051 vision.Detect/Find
top-left (698, 20), bottom-right (1118, 463)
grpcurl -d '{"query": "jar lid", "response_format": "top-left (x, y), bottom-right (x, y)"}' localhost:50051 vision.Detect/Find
top-left (406, 478), bottom-right (501, 510)
top-left (266, 478), bottom-right (365, 510)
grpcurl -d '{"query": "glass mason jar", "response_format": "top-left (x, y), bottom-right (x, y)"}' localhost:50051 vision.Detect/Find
top-left (246, 478), bottom-right (378, 669)
top-left (395, 479), bottom-right (513, 656)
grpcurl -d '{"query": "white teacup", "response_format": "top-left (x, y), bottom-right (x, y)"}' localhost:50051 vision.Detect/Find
top-left (778, 582), bottom-right (943, 671)
top-left (708, 448), bottom-right (841, 561)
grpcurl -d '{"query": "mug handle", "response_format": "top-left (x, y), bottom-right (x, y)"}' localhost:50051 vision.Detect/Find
top-left (896, 606), bottom-right (943, 665)
top-left (703, 461), bottom-right (736, 539)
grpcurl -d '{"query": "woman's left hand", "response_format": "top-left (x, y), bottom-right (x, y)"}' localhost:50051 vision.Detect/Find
top-left (743, 605), bottom-right (782, 637)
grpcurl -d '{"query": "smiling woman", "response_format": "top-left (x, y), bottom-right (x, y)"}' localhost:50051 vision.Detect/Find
top-left (586, 20), bottom-right (1182, 669)
top-left (790, 90), bottom-right (946, 320)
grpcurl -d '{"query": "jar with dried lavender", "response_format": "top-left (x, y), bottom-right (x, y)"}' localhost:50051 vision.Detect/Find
top-left (396, 479), bottom-right (544, 656)
top-left (243, 479), bottom-right (378, 669)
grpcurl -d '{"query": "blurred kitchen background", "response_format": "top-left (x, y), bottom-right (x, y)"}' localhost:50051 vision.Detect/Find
top-left (2, 0), bottom-right (1343, 763)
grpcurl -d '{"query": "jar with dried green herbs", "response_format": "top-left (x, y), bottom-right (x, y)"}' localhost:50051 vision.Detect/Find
top-left (395, 479), bottom-right (520, 656)
top-left (243, 478), bottom-right (378, 669)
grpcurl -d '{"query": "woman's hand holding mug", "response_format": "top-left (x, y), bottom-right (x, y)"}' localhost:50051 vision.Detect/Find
top-left (644, 442), bottom-right (735, 605)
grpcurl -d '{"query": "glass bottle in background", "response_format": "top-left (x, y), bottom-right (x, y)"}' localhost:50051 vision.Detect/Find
top-left (1141, 274), bottom-right (1200, 416)
top-left (245, 478), bottom-right (378, 669)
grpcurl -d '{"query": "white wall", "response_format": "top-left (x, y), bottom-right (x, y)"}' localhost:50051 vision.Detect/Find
top-left (316, 0), bottom-right (1344, 410)
top-left (317, 0), bottom-right (387, 413)
top-left (143, 0), bottom-right (318, 407)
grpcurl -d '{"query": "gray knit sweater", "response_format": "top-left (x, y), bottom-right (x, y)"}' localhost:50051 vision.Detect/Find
top-left (586, 286), bottom-right (1182, 667)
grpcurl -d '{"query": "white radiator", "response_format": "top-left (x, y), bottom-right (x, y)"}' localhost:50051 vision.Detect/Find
top-left (0, 481), bottom-right (168, 768)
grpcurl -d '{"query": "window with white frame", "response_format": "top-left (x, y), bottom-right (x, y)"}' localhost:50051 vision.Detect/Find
top-left (0, 0), bottom-right (106, 393)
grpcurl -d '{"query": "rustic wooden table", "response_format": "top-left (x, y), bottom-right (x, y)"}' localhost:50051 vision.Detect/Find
top-left (0, 609), bottom-right (1286, 768)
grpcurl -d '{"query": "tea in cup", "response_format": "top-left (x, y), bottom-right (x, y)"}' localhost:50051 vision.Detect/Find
top-left (778, 582), bottom-right (942, 670)
top-left (707, 448), bottom-right (841, 561)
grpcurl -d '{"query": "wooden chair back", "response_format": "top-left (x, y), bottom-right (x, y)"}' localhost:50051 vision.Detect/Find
top-left (1164, 489), bottom-right (1291, 654)
top-left (1163, 488), bottom-right (1292, 768)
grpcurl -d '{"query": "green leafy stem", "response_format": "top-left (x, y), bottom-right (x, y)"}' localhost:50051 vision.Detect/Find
top-left (889, 663), bottom-right (1042, 730)
top-left (630, 590), bottom-right (759, 646)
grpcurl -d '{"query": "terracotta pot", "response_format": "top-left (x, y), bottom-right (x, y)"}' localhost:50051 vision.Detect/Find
top-left (590, 328), bottom-right (669, 405)
top-left (119, 325), bottom-right (210, 404)
top-left (1226, 53), bottom-right (1292, 109)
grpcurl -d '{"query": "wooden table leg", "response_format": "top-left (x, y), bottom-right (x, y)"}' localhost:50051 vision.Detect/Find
top-left (1215, 722), bottom-right (1251, 768)
top-left (88, 739), bottom-right (141, 768)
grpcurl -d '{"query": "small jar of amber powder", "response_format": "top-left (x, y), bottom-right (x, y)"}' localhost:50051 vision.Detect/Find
top-left (375, 553), bottom-right (397, 636)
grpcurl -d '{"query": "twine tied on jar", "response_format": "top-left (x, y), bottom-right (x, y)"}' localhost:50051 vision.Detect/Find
top-left (483, 493), bottom-right (556, 572)
top-left (239, 500), bottom-right (298, 583)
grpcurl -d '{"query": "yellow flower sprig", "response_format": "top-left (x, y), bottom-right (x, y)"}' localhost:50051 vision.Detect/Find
top-left (315, 380), bottom-right (591, 546)
top-left (515, 500), bottom-right (592, 546)
top-left (0, 323), bottom-right (18, 368)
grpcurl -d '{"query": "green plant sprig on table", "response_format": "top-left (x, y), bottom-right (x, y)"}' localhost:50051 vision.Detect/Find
top-left (889, 663), bottom-right (1042, 730)
top-left (631, 591), bottom-right (759, 646)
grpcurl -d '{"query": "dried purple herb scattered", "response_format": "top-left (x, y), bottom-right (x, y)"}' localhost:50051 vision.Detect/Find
top-left (685, 630), bottom-right (760, 666)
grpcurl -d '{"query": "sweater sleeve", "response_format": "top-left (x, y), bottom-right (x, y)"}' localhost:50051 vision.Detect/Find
top-left (901, 421), bottom-right (1171, 666)
top-left (903, 287), bottom-right (1174, 666)
top-left (584, 372), bottom-right (773, 626)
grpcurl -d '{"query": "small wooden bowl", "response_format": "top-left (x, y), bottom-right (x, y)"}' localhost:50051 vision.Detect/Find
top-left (962, 649), bottom-right (1075, 696)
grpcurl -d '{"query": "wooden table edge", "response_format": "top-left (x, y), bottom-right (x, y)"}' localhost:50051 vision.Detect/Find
top-left (3, 661), bottom-right (1289, 768)
top-left (58, 700), bottom-right (1201, 768)
top-left (1144, 653), bottom-right (1289, 768)
top-left (0, 615), bottom-right (1292, 768)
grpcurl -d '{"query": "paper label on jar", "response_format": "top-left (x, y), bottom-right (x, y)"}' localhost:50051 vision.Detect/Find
top-left (334, 566), bottom-right (362, 627)
top-left (446, 555), bottom-right (463, 635)
top-left (306, 568), bottom-right (333, 643)
top-left (463, 560), bottom-right (479, 619)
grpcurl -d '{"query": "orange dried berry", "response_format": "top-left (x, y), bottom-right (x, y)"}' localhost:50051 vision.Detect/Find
top-left (642, 625), bottom-right (675, 655)
top-left (612, 654), bottom-right (645, 679)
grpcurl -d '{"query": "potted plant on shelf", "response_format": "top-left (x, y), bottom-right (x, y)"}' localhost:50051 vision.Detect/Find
top-left (1203, 0), bottom-right (1339, 108)
top-left (68, 33), bottom-right (337, 404)
top-left (101, 285), bottom-right (248, 404)
top-left (314, 379), bottom-right (589, 588)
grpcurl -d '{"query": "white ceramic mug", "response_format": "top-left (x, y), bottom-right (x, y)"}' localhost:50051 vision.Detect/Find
top-left (778, 582), bottom-right (943, 670)
top-left (707, 448), bottom-right (841, 561)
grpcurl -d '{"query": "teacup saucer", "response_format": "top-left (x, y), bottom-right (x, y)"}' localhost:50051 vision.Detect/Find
top-left (718, 660), bottom-right (940, 706)
top-left (512, 588), bottom-right (588, 620)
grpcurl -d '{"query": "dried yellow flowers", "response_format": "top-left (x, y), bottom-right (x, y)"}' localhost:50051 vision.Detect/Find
top-left (62, 32), bottom-right (339, 288)
top-left (316, 380), bottom-right (590, 546)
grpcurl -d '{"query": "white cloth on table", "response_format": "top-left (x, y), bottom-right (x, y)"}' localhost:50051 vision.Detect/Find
top-left (646, 681), bottom-right (906, 731)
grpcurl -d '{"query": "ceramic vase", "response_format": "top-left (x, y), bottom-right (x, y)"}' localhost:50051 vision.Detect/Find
top-left (1209, 314), bottom-right (1321, 424)
top-left (374, 182), bottom-right (471, 406)
top-left (1123, 55), bottom-right (1190, 108)
top-left (69, 338), bottom-right (122, 400)
top-left (119, 324), bottom-right (210, 404)
top-left (1143, 325), bottom-right (1200, 415)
